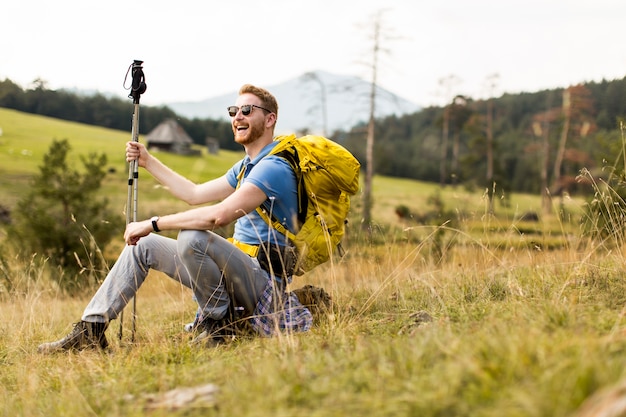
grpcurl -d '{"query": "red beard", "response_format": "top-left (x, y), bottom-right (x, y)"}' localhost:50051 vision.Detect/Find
top-left (233, 119), bottom-right (265, 146)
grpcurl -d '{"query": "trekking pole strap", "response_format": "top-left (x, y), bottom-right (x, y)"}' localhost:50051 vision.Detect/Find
top-left (123, 60), bottom-right (147, 104)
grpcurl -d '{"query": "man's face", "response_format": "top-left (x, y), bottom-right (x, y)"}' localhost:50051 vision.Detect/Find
top-left (231, 94), bottom-right (269, 145)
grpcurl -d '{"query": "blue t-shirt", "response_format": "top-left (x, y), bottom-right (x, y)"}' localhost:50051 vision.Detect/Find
top-left (225, 141), bottom-right (298, 246)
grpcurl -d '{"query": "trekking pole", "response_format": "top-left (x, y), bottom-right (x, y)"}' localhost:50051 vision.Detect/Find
top-left (120, 59), bottom-right (147, 342)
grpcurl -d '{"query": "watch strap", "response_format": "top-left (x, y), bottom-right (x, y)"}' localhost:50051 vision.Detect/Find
top-left (151, 216), bottom-right (160, 233)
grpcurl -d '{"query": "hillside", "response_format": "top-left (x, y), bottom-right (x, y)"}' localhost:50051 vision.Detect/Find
top-left (0, 108), bottom-right (241, 215)
top-left (0, 108), bottom-right (587, 242)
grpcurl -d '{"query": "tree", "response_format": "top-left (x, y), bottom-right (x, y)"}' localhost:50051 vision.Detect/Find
top-left (8, 139), bottom-right (123, 292)
top-left (448, 95), bottom-right (472, 186)
top-left (484, 73), bottom-right (499, 214)
top-left (438, 75), bottom-right (461, 186)
top-left (552, 84), bottom-right (596, 191)
top-left (361, 10), bottom-right (397, 231)
top-left (301, 72), bottom-right (329, 136)
top-left (533, 92), bottom-right (555, 214)
top-left (0, 78), bottom-right (25, 108)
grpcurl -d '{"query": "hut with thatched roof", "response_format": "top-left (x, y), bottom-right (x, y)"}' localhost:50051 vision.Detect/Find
top-left (145, 119), bottom-right (199, 155)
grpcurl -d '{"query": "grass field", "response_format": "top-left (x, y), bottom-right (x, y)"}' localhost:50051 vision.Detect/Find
top-left (1, 108), bottom-right (626, 416)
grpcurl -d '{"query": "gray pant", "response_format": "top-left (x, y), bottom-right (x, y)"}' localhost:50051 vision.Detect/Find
top-left (82, 230), bottom-right (268, 324)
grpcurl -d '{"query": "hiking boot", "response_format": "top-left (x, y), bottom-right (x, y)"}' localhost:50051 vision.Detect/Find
top-left (38, 321), bottom-right (109, 353)
top-left (191, 318), bottom-right (225, 348)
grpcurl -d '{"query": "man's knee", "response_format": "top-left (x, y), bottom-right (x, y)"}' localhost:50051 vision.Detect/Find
top-left (177, 230), bottom-right (215, 258)
top-left (178, 229), bottom-right (206, 245)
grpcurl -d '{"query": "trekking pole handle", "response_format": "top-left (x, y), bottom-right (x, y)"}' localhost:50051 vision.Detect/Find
top-left (124, 59), bottom-right (147, 105)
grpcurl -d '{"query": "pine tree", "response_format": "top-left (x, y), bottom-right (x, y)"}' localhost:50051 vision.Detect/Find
top-left (9, 139), bottom-right (123, 292)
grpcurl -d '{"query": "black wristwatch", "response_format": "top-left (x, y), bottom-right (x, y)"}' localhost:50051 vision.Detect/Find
top-left (150, 216), bottom-right (160, 232)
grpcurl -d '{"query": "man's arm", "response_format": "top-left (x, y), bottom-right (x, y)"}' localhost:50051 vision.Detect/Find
top-left (126, 141), bottom-right (235, 205)
top-left (124, 182), bottom-right (267, 245)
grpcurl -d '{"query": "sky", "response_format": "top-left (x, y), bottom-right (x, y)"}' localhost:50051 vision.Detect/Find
top-left (2, 0), bottom-right (625, 108)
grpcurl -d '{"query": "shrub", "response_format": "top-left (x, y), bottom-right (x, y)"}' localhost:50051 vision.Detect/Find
top-left (8, 139), bottom-right (123, 292)
top-left (580, 173), bottom-right (626, 247)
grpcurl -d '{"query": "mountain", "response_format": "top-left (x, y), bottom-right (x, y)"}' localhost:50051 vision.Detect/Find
top-left (166, 70), bottom-right (421, 135)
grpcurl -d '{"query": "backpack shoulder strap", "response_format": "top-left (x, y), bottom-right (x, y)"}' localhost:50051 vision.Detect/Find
top-left (254, 145), bottom-right (304, 243)
top-left (234, 136), bottom-right (302, 243)
top-left (257, 206), bottom-right (297, 242)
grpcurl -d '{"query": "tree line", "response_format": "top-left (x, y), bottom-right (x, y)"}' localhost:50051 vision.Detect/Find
top-left (2, 76), bottom-right (626, 197)
top-left (0, 78), bottom-right (237, 151)
top-left (336, 76), bottom-right (626, 198)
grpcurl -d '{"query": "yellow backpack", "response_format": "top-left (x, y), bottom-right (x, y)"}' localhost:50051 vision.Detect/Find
top-left (258, 134), bottom-right (360, 275)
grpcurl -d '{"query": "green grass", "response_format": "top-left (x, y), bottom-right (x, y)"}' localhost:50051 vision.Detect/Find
top-left (0, 107), bottom-right (242, 217)
top-left (2, 108), bottom-right (626, 416)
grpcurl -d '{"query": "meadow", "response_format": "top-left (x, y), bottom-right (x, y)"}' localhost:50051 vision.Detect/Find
top-left (1, 108), bottom-right (626, 416)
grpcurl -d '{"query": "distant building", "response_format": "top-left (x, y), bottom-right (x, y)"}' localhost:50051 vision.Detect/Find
top-left (206, 137), bottom-right (220, 155)
top-left (145, 119), bottom-right (200, 155)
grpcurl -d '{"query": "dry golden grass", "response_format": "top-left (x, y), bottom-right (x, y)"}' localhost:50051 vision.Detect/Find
top-left (2, 232), bottom-right (626, 416)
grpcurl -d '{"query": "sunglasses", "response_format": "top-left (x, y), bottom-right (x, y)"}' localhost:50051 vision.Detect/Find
top-left (227, 104), bottom-right (272, 117)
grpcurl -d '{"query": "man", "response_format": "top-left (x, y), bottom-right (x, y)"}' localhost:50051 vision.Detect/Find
top-left (38, 84), bottom-right (312, 353)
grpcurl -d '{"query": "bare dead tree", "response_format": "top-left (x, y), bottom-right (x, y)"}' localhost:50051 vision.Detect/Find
top-left (540, 93), bottom-right (553, 215)
top-left (300, 72), bottom-right (328, 136)
top-left (450, 95), bottom-right (469, 187)
top-left (440, 98), bottom-right (449, 187)
top-left (361, 20), bottom-right (379, 230)
top-left (438, 75), bottom-right (460, 187)
top-left (531, 93), bottom-right (556, 215)
top-left (360, 10), bottom-right (398, 231)
top-left (553, 88), bottom-right (571, 187)
top-left (484, 73), bottom-right (499, 214)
